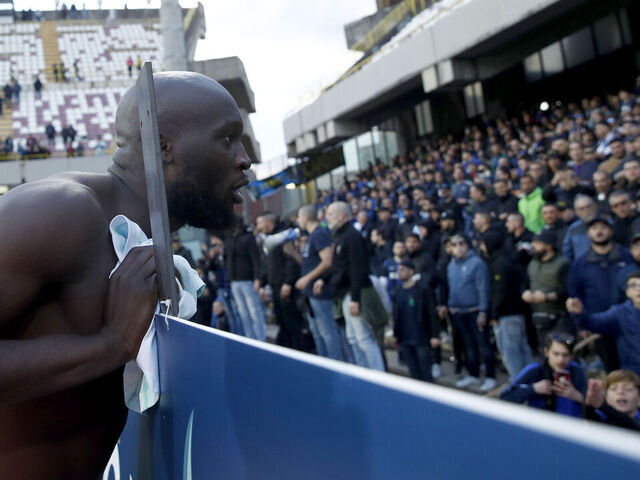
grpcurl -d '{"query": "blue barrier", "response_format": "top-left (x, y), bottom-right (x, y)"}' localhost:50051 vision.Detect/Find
top-left (103, 314), bottom-right (640, 480)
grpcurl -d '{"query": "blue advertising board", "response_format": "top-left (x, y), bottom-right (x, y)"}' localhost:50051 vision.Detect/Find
top-left (103, 314), bottom-right (640, 479)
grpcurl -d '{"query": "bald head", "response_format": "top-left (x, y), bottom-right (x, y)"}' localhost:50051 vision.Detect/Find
top-left (112, 71), bottom-right (239, 176)
top-left (326, 201), bottom-right (351, 231)
top-left (109, 71), bottom-right (250, 232)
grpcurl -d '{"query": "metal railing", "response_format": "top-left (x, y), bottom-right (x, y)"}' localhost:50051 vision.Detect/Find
top-left (351, 0), bottom-right (432, 53)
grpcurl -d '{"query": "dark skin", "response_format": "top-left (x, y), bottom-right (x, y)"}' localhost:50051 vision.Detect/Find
top-left (0, 72), bottom-right (250, 479)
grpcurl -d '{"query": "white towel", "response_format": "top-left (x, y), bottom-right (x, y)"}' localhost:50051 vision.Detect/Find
top-left (109, 215), bottom-right (205, 412)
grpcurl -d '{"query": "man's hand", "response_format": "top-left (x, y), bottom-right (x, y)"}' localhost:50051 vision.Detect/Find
top-left (313, 279), bottom-right (324, 297)
top-left (430, 337), bottom-right (441, 348)
top-left (101, 246), bottom-right (158, 362)
top-left (253, 279), bottom-right (260, 293)
top-left (566, 297), bottom-right (584, 314)
top-left (521, 290), bottom-right (533, 303)
top-left (295, 275), bottom-right (311, 291)
top-left (349, 301), bottom-right (360, 317)
top-left (531, 290), bottom-right (546, 303)
top-left (280, 284), bottom-right (292, 299)
top-left (552, 380), bottom-right (584, 403)
top-left (390, 337), bottom-right (398, 349)
top-left (259, 287), bottom-right (270, 302)
top-left (437, 305), bottom-right (448, 319)
top-left (477, 312), bottom-right (487, 329)
top-left (213, 301), bottom-right (225, 317)
top-left (586, 378), bottom-right (606, 409)
top-left (533, 379), bottom-right (552, 395)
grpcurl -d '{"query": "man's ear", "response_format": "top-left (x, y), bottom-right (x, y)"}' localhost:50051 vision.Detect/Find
top-left (159, 133), bottom-right (172, 164)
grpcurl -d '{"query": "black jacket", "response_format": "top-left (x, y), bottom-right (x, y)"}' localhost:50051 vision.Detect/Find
top-left (485, 249), bottom-right (526, 319)
top-left (392, 280), bottom-right (441, 344)
top-left (225, 228), bottom-right (262, 282)
top-left (327, 222), bottom-right (372, 302)
top-left (261, 222), bottom-right (299, 289)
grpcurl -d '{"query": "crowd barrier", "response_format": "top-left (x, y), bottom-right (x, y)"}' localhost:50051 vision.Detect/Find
top-left (103, 314), bottom-right (640, 480)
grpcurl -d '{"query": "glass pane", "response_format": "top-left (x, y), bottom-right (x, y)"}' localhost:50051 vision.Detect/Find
top-left (524, 52), bottom-right (543, 82)
top-left (594, 13), bottom-right (622, 55)
top-left (343, 138), bottom-right (359, 173)
top-left (562, 27), bottom-right (594, 69)
top-left (356, 131), bottom-right (375, 171)
top-left (540, 42), bottom-right (564, 76)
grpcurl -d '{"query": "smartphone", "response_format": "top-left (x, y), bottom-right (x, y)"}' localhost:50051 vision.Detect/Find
top-left (554, 370), bottom-right (570, 385)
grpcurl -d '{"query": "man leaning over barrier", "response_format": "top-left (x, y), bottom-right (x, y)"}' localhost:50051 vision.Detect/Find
top-left (0, 72), bottom-right (251, 479)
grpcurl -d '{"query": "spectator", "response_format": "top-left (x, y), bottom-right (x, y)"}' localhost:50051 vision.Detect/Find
top-left (382, 240), bottom-right (406, 305)
top-left (568, 216), bottom-right (633, 371)
top-left (451, 165), bottom-right (472, 207)
top-left (567, 270), bottom-right (640, 376)
top-left (437, 183), bottom-right (464, 226)
top-left (391, 259), bottom-right (441, 382)
top-left (562, 194), bottom-right (597, 261)
top-left (33, 77), bottom-right (42, 99)
top-left (493, 178), bottom-right (519, 221)
top-left (11, 79), bottom-right (20, 103)
top-left (598, 137), bottom-right (625, 175)
top-left (616, 232), bottom-right (640, 301)
top-left (443, 233), bottom-right (496, 392)
top-left (225, 225), bottom-right (266, 341)
top-left (374, 207), bottom-right (396, 242)
top-left (480, 231), bottom-right (533, 380)
top-left (171, 235), bottom-right (194, 266)
top-left (500, 333), bottom-right (587, 418)
top-left (608, 191), bottom-right (638, 247)
top-left (369, 228), bottom-right (392, 276)
top-left (584, 370), bottom-right (640, 431)
top-left (469, 182), bottom-right (498, 218)
top-left (257, 212), bottom-right (306, 351)
top-left (504, 212), bottom-right (534, 269)
top-left (593, 170), bottom-right (613, 213)
top-left (518, 174), bottom-right (545, 233)
top-left (205, 236), bottom-right (241, 335)
top-left (540, 203), bottom-right (566, 250)
top-left (295, 205), bottom-right (343, 361)
top-left (405, 232), bottom-right (435, 280)
top-left (416, 218), bottom-right (440, 263)
top-left (617, 158), bottom-right (640, 199)
top-left (322, 202), bottom-right (387, 371)
top-left (569, 141), bottom-right (597, 186)
top-left (595, 121), bottom-right (616, 160)
top-left (45, 123), bottom-right (55, 146)
top-left (136, 55), bottom-right (143, 72)
top-left (522, 231), bottom-right (571, 352)
top-left (126, 56), bottom-right (133, 77)
top-left (2, 83), bottom-right (11, 106)
top-left (52, 63), bottom-right (59, 82)
top-left (61, 124), bottom-right (77, 145)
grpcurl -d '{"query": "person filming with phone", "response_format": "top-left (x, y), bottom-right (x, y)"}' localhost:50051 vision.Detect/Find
top-left (500, 333), bottom-right (587, 418)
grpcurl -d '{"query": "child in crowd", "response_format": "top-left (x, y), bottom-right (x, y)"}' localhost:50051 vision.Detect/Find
top-left (500, 333), bottom-right (587, 418)
top-left (585, 370), bottom-right (640, 431)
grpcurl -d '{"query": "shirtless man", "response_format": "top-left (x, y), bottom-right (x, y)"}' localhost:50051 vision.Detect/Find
top-left (0, 72), bottom-right (251, 479)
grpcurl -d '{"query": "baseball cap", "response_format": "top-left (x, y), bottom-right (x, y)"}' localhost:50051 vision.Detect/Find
top-left (532, 230), bottom-right (557, 247)
top-left (399, 258), bottom-right (416, 270)
top-left (440, 209), bottom-right (456, 220)
top-left (586, 215), bottom-right (613, 229)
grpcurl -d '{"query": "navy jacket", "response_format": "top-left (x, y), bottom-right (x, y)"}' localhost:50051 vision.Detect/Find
top-left (568, 244), bottom-right (633, 314)
top-left (571, 300), bottom-right (640, 376)
top-left (500, 360), bottom-right (587, 418)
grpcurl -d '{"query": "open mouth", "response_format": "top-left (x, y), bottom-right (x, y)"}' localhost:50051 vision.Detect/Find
top-left (231, 178), bottom-right (249, 203)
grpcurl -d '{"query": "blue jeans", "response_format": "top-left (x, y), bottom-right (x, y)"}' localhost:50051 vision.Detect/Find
top-left (217, 290), bottom-right (243, 335)
top-left (341, 294), bottom-right (385, 371)
top-left (452, 311), bottom-right (496, 378)
top-left (493, 314), bottom-right (533, 380)
top-left (398, 344), bottom-right (433, 382)
top-left (231, 281), bottom-right (266, 341)
top-left (308, 297), bottom-right (344, 361)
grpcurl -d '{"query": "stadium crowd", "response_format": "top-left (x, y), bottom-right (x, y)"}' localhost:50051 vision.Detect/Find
top-left (182, 80), bottom-right (640, 431)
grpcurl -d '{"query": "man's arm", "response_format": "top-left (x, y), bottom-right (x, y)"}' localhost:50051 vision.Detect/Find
top-left (475, 259), bottom-right (490, 314)
top-left (246, 233), bottom-right (262, 281)
top-left (0, 183), bottom-right (158, 404)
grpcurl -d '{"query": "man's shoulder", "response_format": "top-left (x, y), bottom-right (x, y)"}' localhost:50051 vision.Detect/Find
top-left (0, 176), bottom-right (109, 256)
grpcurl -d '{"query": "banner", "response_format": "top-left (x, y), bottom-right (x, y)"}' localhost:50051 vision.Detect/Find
top-left (105, 315), bottom-right (640, 479)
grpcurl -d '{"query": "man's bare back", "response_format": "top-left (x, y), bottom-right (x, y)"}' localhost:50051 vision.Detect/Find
top-left (0, 172), bottom-right (159, 479)
top-left (0, 72), bottom-right (250, 479)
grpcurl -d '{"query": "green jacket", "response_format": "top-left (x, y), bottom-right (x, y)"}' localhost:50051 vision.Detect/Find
top-left (518, 187), bottom-right (545, 234)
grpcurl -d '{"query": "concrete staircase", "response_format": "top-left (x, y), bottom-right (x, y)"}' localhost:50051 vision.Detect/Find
top-left (40, 21), bottom-right (61, 83)
top-left (0, 102), bottom-right (13, 141)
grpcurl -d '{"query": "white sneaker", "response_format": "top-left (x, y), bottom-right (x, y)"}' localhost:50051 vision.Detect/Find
top-left (455, 375), bottom-right (480, 388)
top-left (480, 378), bottom-right (497, 392)
top-left (431, 363), bottom-right (442, 379)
